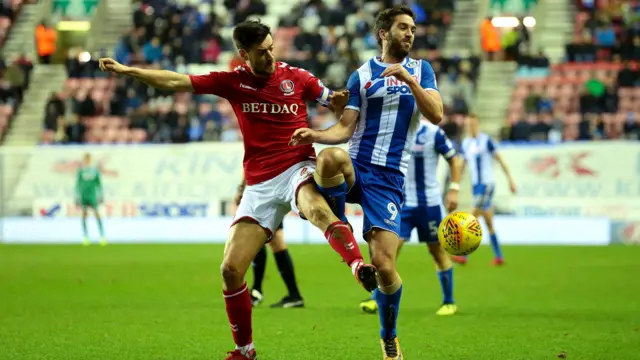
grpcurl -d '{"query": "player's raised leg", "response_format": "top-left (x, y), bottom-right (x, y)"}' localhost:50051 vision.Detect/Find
top-left (369, 229), bottom-right (404, 359)
top-left (296, 182), bottom-right (378, 292)
top-left (314, 147), bottom-right (356, 224)
top-left (221, 220), bottom-right (266, 360)
top-left (482, 207), bottom-right (504, 265)
top-left (268, 226), bottom-right (304, 308)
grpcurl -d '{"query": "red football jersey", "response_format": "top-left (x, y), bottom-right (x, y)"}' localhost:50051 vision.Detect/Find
top-left (189, 62), bottom-right (330, 185)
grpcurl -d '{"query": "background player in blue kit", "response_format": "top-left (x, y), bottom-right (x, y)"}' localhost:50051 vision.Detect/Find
top-left (360, 119), bottom-right (463, 316)
top-left (290, 5), bottom-right (443, 360)
top-left (452, 114), bottom-right (517, 266)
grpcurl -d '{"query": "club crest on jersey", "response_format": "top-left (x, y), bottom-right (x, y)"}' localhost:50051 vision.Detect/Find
top-left (407, 60), bottom-right (420, 68)
top-left (280, 79), bottom-right (295, 95)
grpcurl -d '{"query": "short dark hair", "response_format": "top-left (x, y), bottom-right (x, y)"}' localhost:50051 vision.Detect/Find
top-left (374, 5), bottom-right (416, 47)
top-left (233, 20), bottom-right (271, 51)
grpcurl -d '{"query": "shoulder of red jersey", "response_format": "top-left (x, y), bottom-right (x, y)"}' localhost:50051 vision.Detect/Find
top-left (276, 62), bottom-right (331, 106)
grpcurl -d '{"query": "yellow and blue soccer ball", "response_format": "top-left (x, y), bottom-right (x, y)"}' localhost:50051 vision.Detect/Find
top-left (438, 212), bottom-right (483, 256)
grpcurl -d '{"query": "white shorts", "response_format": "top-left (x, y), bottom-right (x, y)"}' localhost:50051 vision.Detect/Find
top-left (233, 161), bottom-right (315, 238)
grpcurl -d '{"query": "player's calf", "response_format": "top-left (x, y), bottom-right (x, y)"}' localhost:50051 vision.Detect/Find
top-left (220, 221), bottom-right (268, 359)
top-left (297, 183), bottom-right (377, 292)
top-left (368, 229), bottom-right (403, 344)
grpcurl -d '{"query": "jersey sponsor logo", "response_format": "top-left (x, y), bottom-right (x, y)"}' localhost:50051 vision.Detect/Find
top-left (385, 75), bottom-right (420, 95)
top-left (280, 79), bottom-right (295, 95)
top-left (241, 102), bottom-right (300, 115)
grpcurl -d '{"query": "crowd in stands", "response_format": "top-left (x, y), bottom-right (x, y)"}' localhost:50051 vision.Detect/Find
top-left (0, 0), bottom-right (34, 141)
top-left (505, 0), bottom-right (640, 142)
top-left (41, 0), bottom-right (479, 145)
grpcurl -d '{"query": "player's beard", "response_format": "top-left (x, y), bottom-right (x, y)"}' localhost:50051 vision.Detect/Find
top-left (388, 36), bottom-right (412, 60)
top-left (253, 61), bottom-right (276, 76)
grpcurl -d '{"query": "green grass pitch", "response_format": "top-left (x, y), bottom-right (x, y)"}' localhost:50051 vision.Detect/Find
top-left (1, 244), bottom-right (639, 360)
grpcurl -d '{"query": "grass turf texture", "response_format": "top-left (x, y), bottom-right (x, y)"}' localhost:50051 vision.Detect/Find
top-left (1, 244), bottom-right (639, 360)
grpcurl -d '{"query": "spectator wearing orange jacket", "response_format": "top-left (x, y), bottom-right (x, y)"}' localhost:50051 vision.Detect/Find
top-left (480, 17), bottom-right (501, 61)
top-left (36, 21), bottom-right (57, 64)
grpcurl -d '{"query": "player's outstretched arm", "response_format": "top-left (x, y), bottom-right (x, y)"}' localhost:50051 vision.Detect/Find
top-left (99, 58), bottom-right (194, 92)
top-left (494, 153), bottom-right (517, 194)
top-left (289, 108), bottom-right (359, 146)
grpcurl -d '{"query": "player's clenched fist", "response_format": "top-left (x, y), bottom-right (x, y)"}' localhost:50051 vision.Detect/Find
top-left (289, 128), bottom-right (318, 146)
top-left (98, 58), bottom-right (128, 74)
top-left (381, 63), bottom-right (413, 84)
top-left (329, 90), bottom-right (349, 111)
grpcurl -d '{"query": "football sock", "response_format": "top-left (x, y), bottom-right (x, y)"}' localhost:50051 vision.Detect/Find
top-left (314, 172), bottom-right (348, 223)
top-left (375, 279), bottom-right (403, 339)
top-left (489, 232), bottom-right (503, 259)
top-left (325, 221), bottom-right (363, 267)
top-left (274, 249), bottom-right (301, 298)
top-left (96, 217), bottom-right (104, 237)
top-left (82, 218), bottom-right (88, 238)
top-left (252, 246), bottom-right (267, 292)
top-left (223, 283), bottom-right (253, 347)
top-left (437, 267), bottom-right (454, 304)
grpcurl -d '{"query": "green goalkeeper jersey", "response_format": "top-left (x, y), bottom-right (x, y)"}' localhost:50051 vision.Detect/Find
top-left (76, 166), bottom-right (103, 200)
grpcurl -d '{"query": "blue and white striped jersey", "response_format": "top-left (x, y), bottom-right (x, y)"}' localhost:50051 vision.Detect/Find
top-left (345, 56), bottom-right (438, 175)
top-left (460, 133), bottom-right (498, 185)
top-left (404, 120), bottom-right (457, 208)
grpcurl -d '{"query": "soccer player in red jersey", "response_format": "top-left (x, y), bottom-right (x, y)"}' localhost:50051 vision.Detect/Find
top-left (99, 20), bottom-right (378, 360)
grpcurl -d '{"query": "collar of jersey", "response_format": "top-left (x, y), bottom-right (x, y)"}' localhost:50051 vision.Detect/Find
top-left (373, 56), bottom-right (409, 67)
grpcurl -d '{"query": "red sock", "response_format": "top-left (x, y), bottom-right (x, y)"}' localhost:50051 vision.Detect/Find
top-left (223, 283), bottom-right (253, 347)
top-left (325, 221), bottom-right (363, 266)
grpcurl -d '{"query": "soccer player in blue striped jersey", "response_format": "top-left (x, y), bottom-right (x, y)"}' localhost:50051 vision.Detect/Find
top-left (359, 119), bottom-right (463, 316)
top-left (452, 114), bottom-right (516, 266)
top-left (290, 5), bottom-right (443, 359)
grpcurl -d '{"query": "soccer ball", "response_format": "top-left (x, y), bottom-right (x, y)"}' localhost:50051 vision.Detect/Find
top-left (438, 212), bottom-right (483, 256)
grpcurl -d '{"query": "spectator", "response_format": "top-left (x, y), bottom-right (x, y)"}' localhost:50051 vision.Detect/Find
top-left (616, 62), bottom-right (638, 87)
top-left (480, 17), bottom-right (501, 61)
top-left (531, 111), bottom-right (552, 141)
top-left (143, 37), bottom-right (163, 63)
top-left (510, 114), bottom-right (533, 141)
top-left (35, 21), bottom-right (57, 64)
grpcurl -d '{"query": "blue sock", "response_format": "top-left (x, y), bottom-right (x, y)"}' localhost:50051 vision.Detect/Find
top-left (315, 180), bottom-right (348, 223)
top-left (374, 285), bottom-right (403, 339)
top-left (437, 268), bottom-right (454, 304)
top-left (490, 233), bottom-right (503, 259)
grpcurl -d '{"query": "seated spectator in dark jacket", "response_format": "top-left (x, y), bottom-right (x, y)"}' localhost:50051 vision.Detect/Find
top-left (617, 62), bottom-right (638, 87)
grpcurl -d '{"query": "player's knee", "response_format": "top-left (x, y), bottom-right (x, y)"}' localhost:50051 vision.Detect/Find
top-left (317, 147), bottom-right (349, 176)
top-left (220, 261), bottom-right (245, 283)
top-left (371, 249), bottom-right (396, 278)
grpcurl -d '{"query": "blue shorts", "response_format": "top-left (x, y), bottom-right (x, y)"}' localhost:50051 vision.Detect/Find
top-left (472, 184), bottom-right (495, 211)
top-left (399, 205), bottom-right (445, 243)
top-left (346, 161), bottom-right (405, 237)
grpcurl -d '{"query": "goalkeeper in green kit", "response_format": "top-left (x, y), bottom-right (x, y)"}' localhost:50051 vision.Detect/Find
top-left (75, 153), bottom-right (106, 245)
